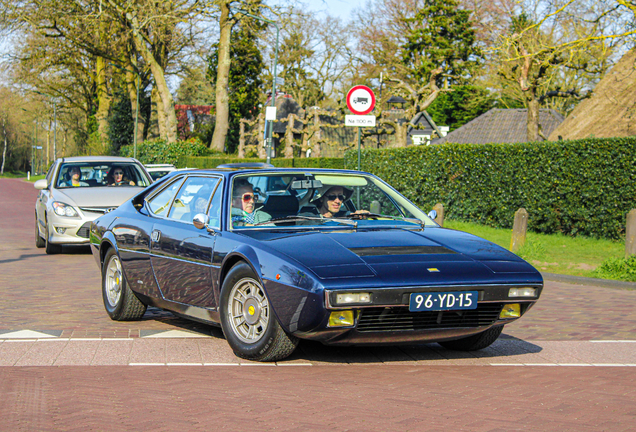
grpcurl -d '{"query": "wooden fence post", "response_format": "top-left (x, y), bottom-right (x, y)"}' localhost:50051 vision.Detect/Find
top-left (432, 203), bottom-right (444, 227)
top-left (510, 208), bottom-right (528, 252)
top-left (626, 209), bottom-right (636, 257)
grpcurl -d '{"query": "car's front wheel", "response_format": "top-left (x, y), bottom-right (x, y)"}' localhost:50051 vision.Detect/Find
top-left (35, 216), bottom-right (45, 248)
top-left (438, 325), bottom-right (503, 351)
top-left (220, 262), bottom-right (299, 362)
top-left (102, 247), bottom-right (147, 320)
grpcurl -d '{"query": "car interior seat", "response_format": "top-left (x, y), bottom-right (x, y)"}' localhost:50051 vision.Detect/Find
top-left (261, 195), bottom-right (299, 219)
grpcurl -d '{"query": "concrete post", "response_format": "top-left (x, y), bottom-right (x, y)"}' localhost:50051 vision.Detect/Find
top-left (370, 200), bottom-right (381, 214)
top-left (433, 203), bottom-right (444, 227)
top-left (510, 208), bottom-right (528, 252)
top-left (626, 209), bottom-right (636, 257)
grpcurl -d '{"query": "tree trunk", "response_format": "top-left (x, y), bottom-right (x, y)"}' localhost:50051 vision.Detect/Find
top-left (257, 113), bottom-right (266, 158)
top-left (152, 86), bottom-right (167, 140)
top-left (125, 63), bottom-right (146, 144)
top-left (1, 116), bottom-right (7, 175)
top-left (125, 12), bottom-right (178, 143)
top-left (210, 1), bottom-right (233, 152)
top-left (238, 120), bottom-right (245, 158)
top-left (284, 114), bottom-right (294, 158)
top-left (95, 56), bottom-right (112, 146)
top-left (526, 91), bottom-right (540, 142)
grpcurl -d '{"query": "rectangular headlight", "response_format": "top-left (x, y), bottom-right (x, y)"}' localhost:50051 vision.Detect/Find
top-left (336, 292), bottom-right (371, 305)
top-left (509, 287), bottom-right (537, 298)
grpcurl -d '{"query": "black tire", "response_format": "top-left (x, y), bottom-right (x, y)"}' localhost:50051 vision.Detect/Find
top-left (102, 247), bottom-right (147, 320)
top-left (220, 262), bottom-right (299, 362)
top-left (44, 219), bottom-right (62, 254)
top-left (438, 325), bottom-right (504, 351)
top-left (35, 216), bottom-right (45, 248)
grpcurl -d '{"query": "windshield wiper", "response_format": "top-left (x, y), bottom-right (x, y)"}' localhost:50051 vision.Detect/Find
top-left (252, 215), bottom-right (357, 227)
top-left (343, 213), bottom-right (425, 229)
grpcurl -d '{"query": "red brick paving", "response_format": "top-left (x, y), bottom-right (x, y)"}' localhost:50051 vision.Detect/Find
top-left (2, 177), bottom-right (636, 431)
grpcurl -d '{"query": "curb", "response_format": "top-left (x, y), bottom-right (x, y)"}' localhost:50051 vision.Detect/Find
top-left (541, 272), bottom-right (636, 290)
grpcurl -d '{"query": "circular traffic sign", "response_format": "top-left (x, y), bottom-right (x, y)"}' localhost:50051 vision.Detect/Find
top-left (346, 85), bottom-right (376, 115)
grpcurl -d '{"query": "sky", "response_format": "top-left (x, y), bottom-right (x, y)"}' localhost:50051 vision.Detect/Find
top-left (306, 0), bottom-right (364, 21)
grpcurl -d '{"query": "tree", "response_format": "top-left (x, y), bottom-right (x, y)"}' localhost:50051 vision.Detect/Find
top-left (208, 20), bottom-right (264, 153)
top-left (427, 84), bottom-right (496, 130)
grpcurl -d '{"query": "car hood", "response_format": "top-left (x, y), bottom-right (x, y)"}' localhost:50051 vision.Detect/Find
top-left (243, 228), bottom-right (542, 286)
top-left (54, 186), bottom-right (144, 208)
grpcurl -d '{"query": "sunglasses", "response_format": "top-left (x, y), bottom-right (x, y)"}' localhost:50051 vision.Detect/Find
top-left (325, 194), bottom-right (346, 201)
top-left (241, 193), bottom-right (258, 202)
top-left (113, 171), bottom-right (124, 175)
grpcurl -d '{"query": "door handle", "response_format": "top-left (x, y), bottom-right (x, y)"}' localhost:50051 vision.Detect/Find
top-left (151, 230), bottom-right (161, 242)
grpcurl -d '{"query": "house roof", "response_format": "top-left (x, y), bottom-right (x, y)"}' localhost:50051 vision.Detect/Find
top-left (548, 48), bottom-right (636, 140)
top-left (433, 108), bottom-right (564, 144)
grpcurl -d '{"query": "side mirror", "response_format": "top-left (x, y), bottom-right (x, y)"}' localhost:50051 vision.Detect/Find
top-left (427, 209), bottom-right (437, 220)
top-left (34, 179), bottom-right (48, 190)
top-left (193, 213), bottom-right (215, 233)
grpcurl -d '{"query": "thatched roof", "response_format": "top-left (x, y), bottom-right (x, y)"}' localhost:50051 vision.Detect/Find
top-left (548, 48), bottom-right (636, 140)
top-left (434, 108), bottom-right (564, 144)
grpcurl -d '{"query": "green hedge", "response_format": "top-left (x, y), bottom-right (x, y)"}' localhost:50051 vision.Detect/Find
top-left (120, 138), bottom-right (209, 165)
top-left (344, 137), bottom-right (636, 240)
top-left (178, 155), bottom-right (345, 170)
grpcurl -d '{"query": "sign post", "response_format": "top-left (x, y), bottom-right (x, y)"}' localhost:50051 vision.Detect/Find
top-left (345, 85), bottom-right (376, 172)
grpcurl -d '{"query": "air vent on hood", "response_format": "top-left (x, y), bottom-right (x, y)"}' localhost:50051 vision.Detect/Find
top-left (348, 246), bottom-right (456, 257)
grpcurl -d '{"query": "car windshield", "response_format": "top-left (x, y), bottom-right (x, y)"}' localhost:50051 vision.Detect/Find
top-left (229, 172), bottom-right (436, 230)
top-left (56, 162), bottom-right (151, 189)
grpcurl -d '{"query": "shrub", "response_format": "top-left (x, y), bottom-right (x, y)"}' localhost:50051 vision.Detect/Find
top-left (344, 137), bottom-right (636, 240)
top-left (178, 155), bottom-right (345, 169)
top-left (120, 137), bottom-right (209, 165)
top-left (592, 256), bottom-right (636, 282)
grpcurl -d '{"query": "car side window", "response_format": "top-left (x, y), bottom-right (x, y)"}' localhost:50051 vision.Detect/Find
top-left (167, 176), bottom-right (218, 222)
top-left (147, 178), bottom-right (185, 217)
top-left (208, 180), bottom-right (223, 228)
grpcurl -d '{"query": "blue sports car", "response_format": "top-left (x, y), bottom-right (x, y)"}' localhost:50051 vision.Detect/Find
top-left (90, 166), bottom-right (543, 361)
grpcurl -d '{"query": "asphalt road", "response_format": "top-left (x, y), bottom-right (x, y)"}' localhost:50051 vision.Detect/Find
top-left (1, 177), bottom-right (635, 431)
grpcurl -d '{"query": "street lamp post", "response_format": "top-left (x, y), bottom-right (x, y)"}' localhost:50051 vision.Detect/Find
top-left (34, 91), bottom-right (57, 160)
top-left (235, 9), bottom-right (279, 164)
top-left (110, 63), bottom-right (140, 159)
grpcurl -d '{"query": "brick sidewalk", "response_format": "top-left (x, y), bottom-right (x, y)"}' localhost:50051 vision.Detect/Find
top-left (2, 365), bottom-right (635, 431)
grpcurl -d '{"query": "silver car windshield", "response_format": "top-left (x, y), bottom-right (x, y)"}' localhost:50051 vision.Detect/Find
top-left (56, 163), bottom-right (151, 189)
top-left (229, 172), bottom-right (436, 230)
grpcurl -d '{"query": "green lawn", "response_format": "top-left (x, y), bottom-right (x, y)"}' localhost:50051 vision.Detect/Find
top-left (444, 219), bottom-right (625, 278)
top-left (0, 171), bottom-right (45, 182)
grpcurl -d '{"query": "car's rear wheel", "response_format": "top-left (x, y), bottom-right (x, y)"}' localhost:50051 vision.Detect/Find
top-left (438, 325), bottom-right (504, 351)
top-left (220, 262), bottom-right (299, 362)
top-left (35, 216), bottom-right (45, 248)
top-left (44, 219), bottom-right (62, 254)
top-left (102, 247), bottom-right (147, 320)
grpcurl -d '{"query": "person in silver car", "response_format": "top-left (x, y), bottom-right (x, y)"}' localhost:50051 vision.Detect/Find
top-left (59, 166), bottom-right (89, 188)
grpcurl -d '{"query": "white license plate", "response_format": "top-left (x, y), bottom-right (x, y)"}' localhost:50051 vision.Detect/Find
top-left (409, 291), bottom-right (478, 312)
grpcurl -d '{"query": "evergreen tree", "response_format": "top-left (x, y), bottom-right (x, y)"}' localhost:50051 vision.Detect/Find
top-left (402, 0), bottom-right (480, 87)
top-left (427, 85), bottom-right (496, 131)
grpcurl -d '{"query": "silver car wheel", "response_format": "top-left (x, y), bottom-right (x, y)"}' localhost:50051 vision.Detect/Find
top-left (105, 254), bottom-right (123, 307)
top-left (227, 277), bottom-right (270, 344)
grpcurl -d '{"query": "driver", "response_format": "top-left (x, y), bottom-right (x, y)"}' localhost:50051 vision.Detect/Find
top-left (309, 185), bottom-right (369, 218)
top-left (108, 166), bottom-right (136, 186)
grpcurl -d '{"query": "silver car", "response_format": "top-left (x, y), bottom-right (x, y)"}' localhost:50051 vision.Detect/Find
top-left (34, 156), bottom-right (153, 254)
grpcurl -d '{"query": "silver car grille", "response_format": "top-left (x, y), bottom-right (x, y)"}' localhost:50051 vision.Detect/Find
top-left (79, 207), bottom-right (114, 214)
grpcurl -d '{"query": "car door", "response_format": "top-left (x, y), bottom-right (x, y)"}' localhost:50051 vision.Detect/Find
top-left (119, 176), bottom-right (186, 298)
top-left (150, 175), bottom-right (221, 309)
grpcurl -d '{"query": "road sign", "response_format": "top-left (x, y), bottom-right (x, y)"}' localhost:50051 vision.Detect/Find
top-left (346, 85), bottom-right (376, 115)
top-left (275, 77), bottom-right (285, 86)
top-left (345, 115), bottom-right (376, 127)
top-left (265, 106), bottom-right (277, 120)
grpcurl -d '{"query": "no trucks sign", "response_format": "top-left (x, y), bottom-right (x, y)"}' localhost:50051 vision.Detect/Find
top-left (346, 85), bottom-right (376, 115)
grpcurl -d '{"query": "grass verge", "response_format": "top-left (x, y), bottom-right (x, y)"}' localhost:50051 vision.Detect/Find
top-left (444, 219), bottom-right (625, 279)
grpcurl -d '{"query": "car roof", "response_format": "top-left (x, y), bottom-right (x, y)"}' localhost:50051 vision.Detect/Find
top-left (58, 156), bottom-right (140, 163)
top-left (173, 167), bottom-right (372, 179)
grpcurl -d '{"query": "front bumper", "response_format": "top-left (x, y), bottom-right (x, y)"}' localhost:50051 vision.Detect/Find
top-left (46, 211), bottom-right (101, 245)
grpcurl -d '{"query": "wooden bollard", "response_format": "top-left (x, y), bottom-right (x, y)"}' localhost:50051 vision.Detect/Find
top-left (626, 209), bottom-right (636, 257)
top-left (433, 203), bottom-right (444, 227)
top-left (510, 208), bottom-right (528, 252)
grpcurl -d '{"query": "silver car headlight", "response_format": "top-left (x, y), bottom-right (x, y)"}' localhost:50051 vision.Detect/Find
top-left (52, 201), bottom-right (79, 217)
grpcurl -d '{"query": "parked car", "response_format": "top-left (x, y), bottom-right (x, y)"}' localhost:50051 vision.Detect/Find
top-left (34, 156), bottom-right (153, 254)
top-left (144, 163), bottom-right (177, 181)
top-left (90, 167), bottom-right (543, 362)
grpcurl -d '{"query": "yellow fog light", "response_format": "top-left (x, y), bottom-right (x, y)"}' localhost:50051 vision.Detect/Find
top-left (500, 303), bottom-right (521, 319)
top-left (328, 310), bottom-right (355, 327)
